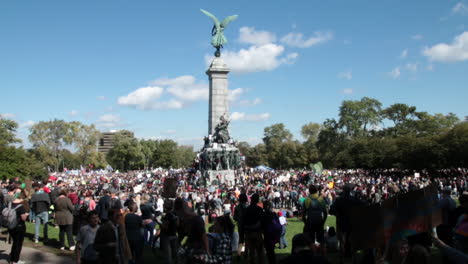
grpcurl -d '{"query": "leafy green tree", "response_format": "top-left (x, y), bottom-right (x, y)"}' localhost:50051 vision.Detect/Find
top-left (245, 144), bottom-right (268, 167)
top-left (338, 97), bottom-right (383, 137)
top-left (301, 122), bottom-right (321, 164)
top-left (106, 130), bottom-right (145, 171)
top-left (28, 119), bottom-right (73, 171)
top-left (0, 118), bottom-right (21, 146)
top-left (69, 122), bottom-right (101, 166)
top-left (153, 139), bottom-right (178, 168)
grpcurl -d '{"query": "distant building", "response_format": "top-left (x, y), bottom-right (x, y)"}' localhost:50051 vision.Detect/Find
top-left (98, 132), bottom-right (116, 153)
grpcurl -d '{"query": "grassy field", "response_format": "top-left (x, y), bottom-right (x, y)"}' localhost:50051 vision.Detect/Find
top-left (20, 216), bottom-right (335, 261)
top-left (16, 215), bottom-right (442, 264)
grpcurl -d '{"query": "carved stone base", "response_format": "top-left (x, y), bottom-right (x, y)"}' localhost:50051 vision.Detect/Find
top-left (203, 170), bottom-right (236, 186)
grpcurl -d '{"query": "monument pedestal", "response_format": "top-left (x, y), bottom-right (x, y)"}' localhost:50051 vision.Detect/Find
top-left (197, 56), bottom-right (241, 187)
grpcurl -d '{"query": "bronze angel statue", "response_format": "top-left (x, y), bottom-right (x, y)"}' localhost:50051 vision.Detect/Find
top-left (200, 9), bottom-right (238, 57)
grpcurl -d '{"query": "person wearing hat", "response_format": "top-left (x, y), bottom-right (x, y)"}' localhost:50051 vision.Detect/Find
top-left (278, 211), bottom-right (288, 249)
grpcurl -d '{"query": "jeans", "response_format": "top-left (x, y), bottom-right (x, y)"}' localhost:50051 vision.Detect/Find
top-left (160, 235), bottom-right (178, 264)
top-left (144, 221), bottom-right (156, 245)
top-left (280, 225), bottom-right (287, 248)
top-left (34, 211), bottom-right (49, 241)
top-left (59, 224), bottom-right (75, 248)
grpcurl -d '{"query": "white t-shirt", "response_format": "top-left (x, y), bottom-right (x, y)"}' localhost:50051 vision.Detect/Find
top-left (156, 198), bottom-right (164, 212)
top-left (279, 216), bottom-right (287, 226)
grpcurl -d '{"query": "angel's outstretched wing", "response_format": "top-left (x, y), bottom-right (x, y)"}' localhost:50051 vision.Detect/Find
top-left (200, 9), bottom-right (220, 29)
top-left (220, 15), bottom-right (238, 28)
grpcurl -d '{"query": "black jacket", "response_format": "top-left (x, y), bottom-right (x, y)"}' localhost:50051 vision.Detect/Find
top-left (31, 192), bottom-right (51, 214)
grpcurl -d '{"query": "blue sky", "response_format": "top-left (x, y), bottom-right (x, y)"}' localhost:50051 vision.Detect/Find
top-left (1, 0), bottom-right (467, 148)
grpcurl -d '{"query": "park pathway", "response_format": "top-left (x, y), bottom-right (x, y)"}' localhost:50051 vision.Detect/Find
top-left (0, 241), bottom-right (74, 264)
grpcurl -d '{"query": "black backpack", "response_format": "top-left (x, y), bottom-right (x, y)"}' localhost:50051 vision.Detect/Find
top-left (306, 198), bottom-right (324, 226)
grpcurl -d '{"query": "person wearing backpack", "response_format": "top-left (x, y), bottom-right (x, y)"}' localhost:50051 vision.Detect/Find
top-left (7, 190), bottom-right (29, 264)
top-left (302, 184), bottom-right (328, 256)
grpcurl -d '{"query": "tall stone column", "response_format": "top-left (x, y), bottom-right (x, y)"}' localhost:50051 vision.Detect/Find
top-left (206, 57), bottom-right (230, 135)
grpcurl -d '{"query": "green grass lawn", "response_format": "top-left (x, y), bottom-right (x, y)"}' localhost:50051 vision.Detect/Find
top-left (22, 216), bottom-right (335, 261)
top-left (21, 215), bottom-right (442, 264)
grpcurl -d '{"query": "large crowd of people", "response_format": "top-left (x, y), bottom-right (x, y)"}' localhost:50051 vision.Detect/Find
top-left (0, 167), bottom-right (467, 264)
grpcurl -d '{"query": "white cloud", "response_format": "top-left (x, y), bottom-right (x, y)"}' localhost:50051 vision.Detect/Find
top-left (280, 31), bottom-right (333, 48)
top-left (406, 63), bottom-right (418, 72)
top-left (151, 100), bottom-right (184, 109)
top-left (227, 88), bottom-right (245, 102)
top-left (152, 75), bottom-right (208, 101)
top-left (338, 70), bottom-right (352, 80)
top-left (412, 34), bottom-right (423, 40)
top-left (230, 112), bottom-right (271, 122)
top-left (238, 98), bottom-right (262, 107)
top-left (70, 110), bottom-right (79, 117)
top-left (400, 49), bottom-right (408, 59)
top-left (20, 120), bottom-right (36, 128)
top-left (207, 44), bottom-right (297, 74)
top-left (96, 114), bottom-right (121, 128)
top-left (342, 88), bottom-right (353, 94)
top-left (117, 86), bottom-right (164, 110)
top-left (97, 96), bottom-right (106, 101)
top-left (389, 67), bottom-right (401, 79)
top-left (426, 64), bottom-right (434, 71)
top-left (0, 113), bottom-right (15, 119)
top-left (453, 2), bottom-right (468, 15)
top-left (238, 27), bottom-right (276, 45)
top-left (423, 31), bottom-right (468, 62)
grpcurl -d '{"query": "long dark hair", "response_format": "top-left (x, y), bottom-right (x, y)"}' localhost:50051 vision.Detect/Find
top-left (216, 215), bottom-right (234, 236)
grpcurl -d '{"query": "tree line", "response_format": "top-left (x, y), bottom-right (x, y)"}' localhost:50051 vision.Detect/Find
top-left (239, 97), bottom-right (468, 169)
top-left (1, 97), bottom-right (467, 179)
top-left (0, 119), bottom-right (196, 179)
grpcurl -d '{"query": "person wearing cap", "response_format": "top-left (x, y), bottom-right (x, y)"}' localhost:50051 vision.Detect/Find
top-left (278, 211), bottom-right (288, 249)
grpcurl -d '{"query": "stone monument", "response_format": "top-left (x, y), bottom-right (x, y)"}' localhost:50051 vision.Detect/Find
top-left (198, 10), bottom-right (241, 186)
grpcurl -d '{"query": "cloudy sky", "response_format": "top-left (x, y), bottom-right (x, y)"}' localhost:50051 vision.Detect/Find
top-left (1, 0), bottom-right (467, 148)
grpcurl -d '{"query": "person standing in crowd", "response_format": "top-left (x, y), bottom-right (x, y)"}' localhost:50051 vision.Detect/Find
top-left (263, 200), bottom-right (281, 264)
top-left (233, 193), bottom-right (249, 256)
top-left (178, 198), bottom-right (209, 263)
top-left (4, 185), bottom-right (19, 208)
top-left (243, 193), bottom-right (265, 264)
top-left (437, 188), bottom-right (456, 246)
top-left (54, 188), bottom-right (75, 251)
top-left (197, 215), bottom-right (235, 263)
top-left (76, 210), bottom-right (100, 264)
top-left (50, 180), bottom-right (65, 205)
top-left (140, 194), bottom-right (156, 245)
top-left (278, 211), bottom-right (288, 249)
top-left (125, 202), bottom-right (144, 264)
top-left (94, 208), bottom-right (132, 264)
top-left (329, 183), bottom-right (363, 261)
top-left (302, 184), bottom-right (328, 256)
top-left (96, 189), bottom-right (111, 223)
top-left (160, 200), bottom-right (179, 264)
top-left (31, 184), bottom-right (51, 243)
top-left (8, 190), bottom-right (29, 264)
